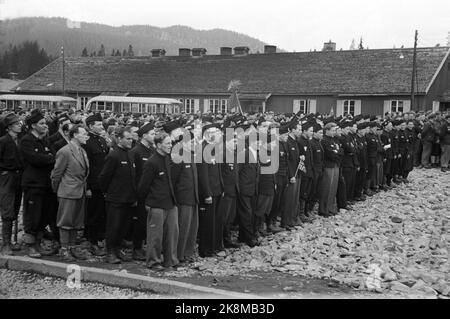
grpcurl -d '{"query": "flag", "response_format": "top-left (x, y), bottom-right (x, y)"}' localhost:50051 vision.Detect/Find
top-left (228, 90), bottom-right (242, 114)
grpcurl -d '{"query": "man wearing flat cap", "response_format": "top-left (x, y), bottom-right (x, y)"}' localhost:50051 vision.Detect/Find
top-left (20, 110), bottom-right (58, 258)
top-left (0, 113), bottom-right (24, 255)
top-left (82, 112), bottom-right (109, 256)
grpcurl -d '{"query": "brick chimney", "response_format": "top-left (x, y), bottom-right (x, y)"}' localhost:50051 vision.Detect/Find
top-left (264, 45), bottom-right (277, 54)
top-left (192, 48), bottom-right (207, 57)
top-left (8, 72), bottom-right (18, 81)
top-left (220, 47), bottom-right (233, 56)
top-left (322, 40), bottom-right (336, 51)
top-left (234, 46), bottom-right (250, 55)
top-left (179, 48), bottom-right (191, 57)
top-left (151, 49), bottom-right (166, 57)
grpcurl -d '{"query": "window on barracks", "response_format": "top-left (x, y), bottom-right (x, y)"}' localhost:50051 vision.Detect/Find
top-left (209, 99), bottom-right (220, 113)
top-left (343, 100), bottom-right (355, 116)
top-left (391, 100), bottom-right (404, 113)
top-left (184, 99), bottom-right (195, 113)
top-left (97, 101), bottom-right (105, 111)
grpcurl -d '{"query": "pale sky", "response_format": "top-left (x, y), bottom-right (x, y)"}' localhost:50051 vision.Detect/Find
top-left (1, 0), bottom-right (449, 51)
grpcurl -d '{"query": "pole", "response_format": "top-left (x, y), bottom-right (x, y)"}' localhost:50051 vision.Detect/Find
top-left (411, 30), bottom-right (418, 110)
top-left (61, 46), bottom-right (65, 96)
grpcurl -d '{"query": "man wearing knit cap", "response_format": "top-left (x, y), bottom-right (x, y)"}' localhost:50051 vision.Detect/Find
top-left (128, 122), bottom-right (156, 261)
top-left (83, 112), bottom-right (109, 257)
top-left (0, 113), bottom-right (24, 255)
top-left (20, 110), bottom-right (58, 258)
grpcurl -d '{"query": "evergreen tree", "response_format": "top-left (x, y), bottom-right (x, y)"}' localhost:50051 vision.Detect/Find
top-left (128, 44), bottom-right (134, 57)
top-left (111, 49), bottom-right (115, 56)
top-left (97, 44), bottom-right (105, 57)
top-left (81, 47), bottom-right (88, 57)
top-left (115, 49), bottom-right (121, 56)
top-left (123, 49), bottom-right (128, 57)
top-left (358, 37), bottom-right (364, 50)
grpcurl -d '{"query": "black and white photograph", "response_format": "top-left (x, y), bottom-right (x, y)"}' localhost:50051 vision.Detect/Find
top-left (0, 0), bottom-right (449, 305)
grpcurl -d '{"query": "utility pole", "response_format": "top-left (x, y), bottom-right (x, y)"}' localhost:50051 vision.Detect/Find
top-left (411, 30), bottom-right (418, 110)
top-left (61, 46), bottom-right (65, 96)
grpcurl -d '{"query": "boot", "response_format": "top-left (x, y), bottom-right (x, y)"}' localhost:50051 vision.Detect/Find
top-left (132, 248), bottom-right (146, 261)
top-left (116, 248), bottom-right (132, 262)
top-left (59, 247), bottom-right (76, 262)
top-left (1, 220), bottom-right (13, 255)
top-left (106, 250), bottom-right (121, 264)
top-left (1, 243), bottom-right (13, 256)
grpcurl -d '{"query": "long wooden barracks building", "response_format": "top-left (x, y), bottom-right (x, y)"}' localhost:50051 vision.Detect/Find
top-left (12, 44), bottom-right (450, 115)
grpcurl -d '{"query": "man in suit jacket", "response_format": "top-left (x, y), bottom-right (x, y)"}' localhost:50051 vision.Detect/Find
top-left (51, 125), bottom-right (90, 261)
top-left (98, 126), bottom-right (138, 264)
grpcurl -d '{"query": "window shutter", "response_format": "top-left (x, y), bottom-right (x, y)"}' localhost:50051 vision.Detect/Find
top-left (336, 100), bottom-right (344, 117)
top-left (194, 99), bottom-right (200, 113)
top-left (383, 100), bottom-right (391, 116)
top-left (354, 100), bottom-right (361, 115)
top-left (308, 99), bottom-right (317, 114)
top-left (203, 99), bottom-right (209, 113)
top-left (432, 101), bottom-right (440, 112)
top-left (403, 100), bottom-right (411, 113)
top-left (293, 99), bottom-right (300, 113)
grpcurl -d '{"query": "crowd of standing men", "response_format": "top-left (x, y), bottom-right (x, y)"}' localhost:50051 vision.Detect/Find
top-left (0, 107), bottom-right (449, 271)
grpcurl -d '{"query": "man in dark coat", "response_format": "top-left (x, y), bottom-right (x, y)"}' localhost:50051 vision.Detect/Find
top-left (380, 120), bottom-right (395, 188)
top-left (297, 121), bottom-right (314, 221)
top-left (20, 110), bottom-right (58, 258)
top-left (171, 133), bottom-right (198, 264)
top-left (218, 131), bottom-right (240, 248)
top-left (0, 114), bottom-right (24, 255)
top-left (236, 132), bottom-right (259, 247)
top-left (281, 121), bottom-right (301, 228)
top-left (339, 121), bottom-right (358, 204)
top-left (318, 122), bottom-right (340, 217)
top-left (138, 132), bottom-right (179, 270)
top-left (82, 113), bottom-right (109, 256)
top-left (308, 123), bottom-right (324, 212)
top-left (268, 125), bottom-right (289, 233)
top-left (197, 124), bottom-right (224, 256)
top-left (98, 126), bottom-right (138, 264)
top-left (128, 122), bottom-right (156, 261)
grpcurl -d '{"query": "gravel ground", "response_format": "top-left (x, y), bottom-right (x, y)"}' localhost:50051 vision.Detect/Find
top-left (0, 269), bottom-right (169, 299)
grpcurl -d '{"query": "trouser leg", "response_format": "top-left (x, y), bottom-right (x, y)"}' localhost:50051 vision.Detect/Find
top-left (85, 190), bottom-right (106, 245)
top-left (237, 195), bottom-right (255, 243)
top-left (132, 202), bottom-right (147, 250)
top-left (146, 207), bottom-right (163, 266)
top-left (177, 205), bottom-right (193, 262)
top-left (198, 198), bottom-right (217, 255)
top-left (162, 207), bottom-right (179, 267)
